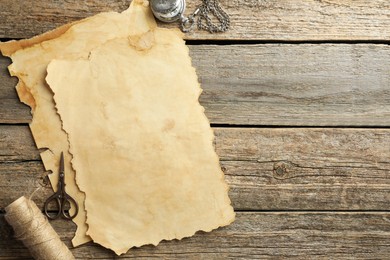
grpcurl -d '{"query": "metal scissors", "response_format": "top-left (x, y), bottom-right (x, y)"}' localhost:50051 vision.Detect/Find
top-left (44, 152), bottom-right (79, 220)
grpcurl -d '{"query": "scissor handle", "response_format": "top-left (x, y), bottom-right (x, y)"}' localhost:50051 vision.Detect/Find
top-left (43, 192), bottom-right (79, 220)
top-left (43, 192), bottom-right (62, 220)
top-left (61, 192), bottom-right (79, 220)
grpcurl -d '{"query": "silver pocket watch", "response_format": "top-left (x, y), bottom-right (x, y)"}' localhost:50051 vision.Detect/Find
top-left (149, 0), bottom-right (230, 33)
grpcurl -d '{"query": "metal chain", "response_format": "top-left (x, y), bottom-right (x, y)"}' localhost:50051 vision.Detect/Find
top-left (181, 0), bottom-right (230, 33)
top-left (197, 0), bottom-right (230, 33)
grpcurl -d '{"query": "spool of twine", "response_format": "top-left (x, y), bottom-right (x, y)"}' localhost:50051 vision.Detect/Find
top-left (5, 196), bottom-right (75, 260)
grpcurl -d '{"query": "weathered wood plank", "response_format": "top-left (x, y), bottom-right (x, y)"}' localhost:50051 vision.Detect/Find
top-left (0, 56), bottom-right (32, 123)
top-left (2, 160), bottom-right (390, 212)
top-left (0, 99), bottom-right (31, 123)
top-left (2, 212), bottom-right (390, 259)
top-left (0, 125), bottom-right (37, 162)
top-left (1, 44), bottom-right (390, 125)
top-left (0, 56), bottom-right (15, 98)
top-left (195, 44), bottom-right (390, 126)
top-left (2, 125), bottom-right (390, 210)
top-left (1, 0), bottom-right (390, 41)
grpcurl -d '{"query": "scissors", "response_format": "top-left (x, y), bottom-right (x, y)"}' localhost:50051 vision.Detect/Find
top-left (44, 152), bottom-right (79, 220)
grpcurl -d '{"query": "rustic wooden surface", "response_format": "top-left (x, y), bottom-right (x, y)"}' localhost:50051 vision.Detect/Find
top-left (2, 212), bottom-right (390, 259)
top-left (2, 125), bottom-right (390, 211)
top-left (1, 0), bottom-right (390, 40)
top-left (2, 44), bottom-right (390, 126)
top-left (1, 0), bottom-right (390, 259)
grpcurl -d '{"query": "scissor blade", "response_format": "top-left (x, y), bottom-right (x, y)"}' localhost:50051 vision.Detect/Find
top-left (60, 152), bottom-right (65, 174)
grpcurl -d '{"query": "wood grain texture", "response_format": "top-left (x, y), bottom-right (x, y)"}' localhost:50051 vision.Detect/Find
top-left (2, 125), bottom-right (390, 211)
top-left (1, 0), bottom-right (389, 258)
top-left (195, 44), bottom-right (390, 126)
top-left (1, 0), bottom-right (390, 40)
top-left (2, 212), bottom-right (390, 259)
top-left (1, 44), bottom-right (390, 125)
top-left (0, 56), bottom-right (32, 124)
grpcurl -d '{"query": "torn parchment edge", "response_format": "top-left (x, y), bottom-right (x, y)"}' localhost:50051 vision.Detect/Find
top-left (45, 25), bottom-right (234, 255)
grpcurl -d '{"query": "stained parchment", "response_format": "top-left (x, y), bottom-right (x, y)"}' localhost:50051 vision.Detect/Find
top-left (0, 1), bottom-right (143, 246)
top-left (46, 1), bottom-right (234, 255)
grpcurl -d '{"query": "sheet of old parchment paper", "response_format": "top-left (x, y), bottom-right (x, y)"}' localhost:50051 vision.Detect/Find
top-left (46, 1), bottom-right (235, 255)
top-left (0, 1), bottom-right (146, 246)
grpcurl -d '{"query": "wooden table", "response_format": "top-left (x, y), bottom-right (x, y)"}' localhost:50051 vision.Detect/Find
top-left (1, 0), bottom-right (390, 259)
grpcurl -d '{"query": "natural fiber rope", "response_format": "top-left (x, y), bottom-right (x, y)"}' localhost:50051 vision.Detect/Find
top-left (5, 195), bottom-right (75, 260)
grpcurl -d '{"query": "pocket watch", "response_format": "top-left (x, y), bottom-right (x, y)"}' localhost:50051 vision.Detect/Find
top-left (149, 0), bottom-right (230, 33)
